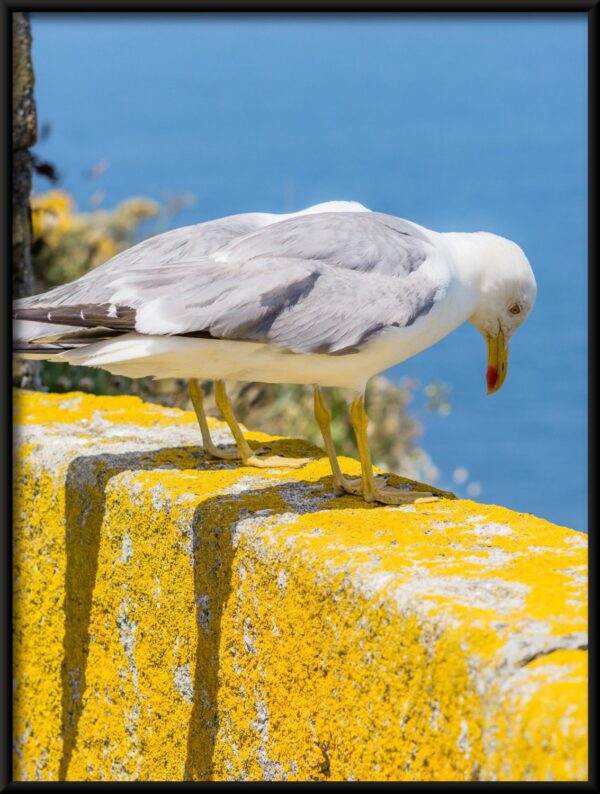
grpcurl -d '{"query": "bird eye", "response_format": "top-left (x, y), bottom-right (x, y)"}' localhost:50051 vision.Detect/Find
top-left (509, 304), bottom-right (522, 315)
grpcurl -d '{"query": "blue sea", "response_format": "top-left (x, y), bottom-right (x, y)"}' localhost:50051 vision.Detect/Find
top-left (30, 14), bottom-right (588, 531)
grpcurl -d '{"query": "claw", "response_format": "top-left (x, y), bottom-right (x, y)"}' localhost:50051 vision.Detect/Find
top-left (368, 485), bottom-right (441, 505)
top-left (338, 476), bottom-right (363, 497)
top-left (243, 454), bottom-right (312, 469)
top-left (203, 446), bottom-right (240, 461)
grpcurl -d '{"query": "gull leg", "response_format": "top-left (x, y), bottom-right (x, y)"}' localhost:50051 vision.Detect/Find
top-left (313, 386), bottom-right (362, 496)
top-left (350, 392), bottom-right (441, 505)
top-left (214, 380), bottom-right (312, 469)
top-left (188, 380), bottom-right (240, 459)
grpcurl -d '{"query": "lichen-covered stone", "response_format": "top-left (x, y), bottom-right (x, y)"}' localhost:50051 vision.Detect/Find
top-left (13, 389), bottom-right (588, 781)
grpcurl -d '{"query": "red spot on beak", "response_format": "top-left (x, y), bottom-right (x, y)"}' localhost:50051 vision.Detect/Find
top-left (487, 366), bottom-right (498, 390)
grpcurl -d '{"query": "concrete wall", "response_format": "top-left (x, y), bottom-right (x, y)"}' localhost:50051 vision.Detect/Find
top-left (13, 389), bottom-right (588, 781)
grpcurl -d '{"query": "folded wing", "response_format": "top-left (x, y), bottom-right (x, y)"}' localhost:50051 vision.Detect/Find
top-left (14, 211), bottom-right (447, 355)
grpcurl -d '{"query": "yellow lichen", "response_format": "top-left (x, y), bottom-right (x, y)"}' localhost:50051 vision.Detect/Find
top-left (13, 389), bottom-right (587, 781)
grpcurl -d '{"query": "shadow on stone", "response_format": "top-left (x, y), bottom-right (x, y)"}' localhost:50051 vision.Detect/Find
top-left (182, 460), bottom-right (406, 780)
top-left (58, 444), bottom-right (207, 779)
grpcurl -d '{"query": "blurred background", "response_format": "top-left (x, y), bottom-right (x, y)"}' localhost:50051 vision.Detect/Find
top-left (28, 13), bottom-right (587, 531)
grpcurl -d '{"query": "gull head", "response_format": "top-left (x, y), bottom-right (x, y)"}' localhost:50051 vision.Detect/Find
top-left (465, 232), bottom-right (537, 394)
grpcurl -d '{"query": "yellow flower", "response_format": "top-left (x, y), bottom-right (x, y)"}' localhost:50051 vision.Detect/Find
top-left (117, 197), bottom-right (160, 219)
top-left (31, 190), bottom-right (74, 240)
top-left (91, 236), bottom-right (117, 267)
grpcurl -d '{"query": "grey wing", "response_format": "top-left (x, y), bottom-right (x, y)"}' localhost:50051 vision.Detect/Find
top-left (13, 212), bottom-right (270, 343)
top-left (217, 211), bottom-right (432, 276)
top-left (116, 257), bottom-right (444, 354)
top-left (252, 267), bottom-right (444, 353)
top-left (125, 211), bottom-right (443, 352)
top-left (14, 212), bottom-right (447, 354)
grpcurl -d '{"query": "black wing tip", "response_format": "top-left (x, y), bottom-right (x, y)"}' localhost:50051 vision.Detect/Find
top-left (12, 303), bottom-right (136, 330)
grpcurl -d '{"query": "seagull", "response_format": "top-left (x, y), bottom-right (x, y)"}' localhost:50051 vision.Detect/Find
top-left (13, 201), bottom-right (537, 505)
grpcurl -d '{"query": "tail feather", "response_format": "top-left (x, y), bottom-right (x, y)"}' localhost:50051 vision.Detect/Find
top-left (12, 340), bottom-right (70, 361)
top-left (14, 342), bottom-right (66, 353)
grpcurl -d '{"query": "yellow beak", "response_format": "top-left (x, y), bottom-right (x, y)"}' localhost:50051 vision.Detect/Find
top-left (486, 331), bottom-right (508, 394)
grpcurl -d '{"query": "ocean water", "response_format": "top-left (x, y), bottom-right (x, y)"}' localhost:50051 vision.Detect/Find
top-left (29, 14), bottom-right (588, 531)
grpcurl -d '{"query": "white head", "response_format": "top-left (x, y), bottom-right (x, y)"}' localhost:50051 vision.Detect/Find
top-left (469, 233), bottom-right (537, 336)
top-left (449, 231), bottom-right (537, 393)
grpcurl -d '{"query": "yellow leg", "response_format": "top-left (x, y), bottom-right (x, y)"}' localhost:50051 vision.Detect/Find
top-left (313, 386), bottom-right (361, 496)
top-left (214, 380), bottom-right (311, 469)
top-left (350, 393), bottom-right (440, 505)
top-left (188, 379), bottom-right (239, 460)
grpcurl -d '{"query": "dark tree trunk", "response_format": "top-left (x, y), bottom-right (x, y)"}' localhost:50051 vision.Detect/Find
top-left (12, 11), bottom-right (40, 389)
